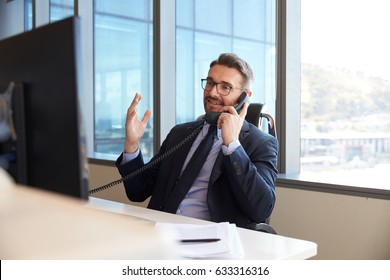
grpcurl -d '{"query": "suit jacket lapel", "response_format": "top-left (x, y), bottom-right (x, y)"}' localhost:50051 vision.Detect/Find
top-left (209, 152), bottom-right (224, 186)
top-left (164, 122), bottom-right (204, 202)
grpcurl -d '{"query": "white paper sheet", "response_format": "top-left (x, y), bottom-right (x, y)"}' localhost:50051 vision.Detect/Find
top-left (155, 222), bottom-right (244, 259)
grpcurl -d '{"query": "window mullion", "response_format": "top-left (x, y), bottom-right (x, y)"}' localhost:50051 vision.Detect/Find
top-left (276, 0), bottom-right (301, 174)
top-left (155, 0), bottom-right (176, 146)
top-left (33, 0), bottom-right (49, 28)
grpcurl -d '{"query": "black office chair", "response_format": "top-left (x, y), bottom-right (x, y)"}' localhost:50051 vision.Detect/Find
top-left (245, 103), bottom-right (277, 138)
top-left (245, 103), bottom-right (278, 234)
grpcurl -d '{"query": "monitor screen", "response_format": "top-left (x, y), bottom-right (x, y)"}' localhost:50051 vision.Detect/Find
top-left (0, 17), bottom-right (89, 200)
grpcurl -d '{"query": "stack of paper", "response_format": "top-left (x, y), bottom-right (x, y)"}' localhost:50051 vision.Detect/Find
top-left (155, 222), bottom-right (244, 259)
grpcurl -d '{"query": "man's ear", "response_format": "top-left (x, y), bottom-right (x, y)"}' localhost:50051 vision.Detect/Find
top-left (246, 90), bottom-right (253, 97)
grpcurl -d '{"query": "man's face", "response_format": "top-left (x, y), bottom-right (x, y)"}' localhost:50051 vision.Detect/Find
top-left (203, 64), bottom-right (246, 113)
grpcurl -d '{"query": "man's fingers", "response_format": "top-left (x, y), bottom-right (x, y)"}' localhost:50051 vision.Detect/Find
top-left (142, 109), bottom-right (152, 125)
top-left (239, 102), bottom-right (249, 118)
top-left (129, 92), bottom-right (141, 111)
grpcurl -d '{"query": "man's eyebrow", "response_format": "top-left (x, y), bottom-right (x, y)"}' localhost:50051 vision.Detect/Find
top-left (206, 77), bottom-right (232, 86)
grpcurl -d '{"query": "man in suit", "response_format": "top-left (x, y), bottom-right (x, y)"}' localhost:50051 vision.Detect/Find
top-left (116, 53), bottom-right (278, 228)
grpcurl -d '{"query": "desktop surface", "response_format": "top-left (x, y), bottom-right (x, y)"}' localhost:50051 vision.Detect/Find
top-left (88, 197), bottom-right (318, 260)
top-left (0, 169), bottom-right (317, 260)
top-left (0, 182), bottom-right (171, 259)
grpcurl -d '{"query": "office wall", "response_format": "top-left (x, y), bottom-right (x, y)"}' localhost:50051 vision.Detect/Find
top-left (88, 162), bottom-right (148, 207)
top-left (271, 187), bottom-right (390, 260)
top-left (89, 162), bottom-right (390, 259)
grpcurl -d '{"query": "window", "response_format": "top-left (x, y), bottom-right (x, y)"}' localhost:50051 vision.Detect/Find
top-left (176, 0), bottom-right (276, 123)
top-left (50, 0), bottom-right (74, 21)
top-left (93, 0), bottom-right (154, 159)
top-left (92, 0), bottom-right (275, 161)
top-left (16, 0), bottom-right (389, 198)
top-left (299, 0), bottom-right (390, 190)
top-left (24, 0), bottom-right (75, 30)
top-left (24, 0), bottom-right (33, 30)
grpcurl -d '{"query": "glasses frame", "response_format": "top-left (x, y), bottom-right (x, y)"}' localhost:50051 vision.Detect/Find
top-left (201, 78), bottom-right (246, 96)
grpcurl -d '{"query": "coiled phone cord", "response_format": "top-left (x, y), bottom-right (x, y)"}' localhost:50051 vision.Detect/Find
top-left (89, 124), bottom-right (205, 195)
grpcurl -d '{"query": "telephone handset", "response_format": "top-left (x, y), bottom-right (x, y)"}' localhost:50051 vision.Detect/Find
top-left (89, 91), bottom-right (250, 195)
top-left (204, 91), bottom-right (249, 125)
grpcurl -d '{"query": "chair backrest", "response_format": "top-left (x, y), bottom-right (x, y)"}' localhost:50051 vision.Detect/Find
top-left (246, 103), bottom-right (277, 234)
top-left (246, 103), bottom-right (277, 138)
top-left (245, 103), bottom-right (265, 127)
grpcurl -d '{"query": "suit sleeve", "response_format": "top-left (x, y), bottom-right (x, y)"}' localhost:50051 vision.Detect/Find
top-left (223, 129), bottom-right (278, 223)
top-left (115, 140), bottom-right (168, 202)
top-left (115, 122), bottom-right (199, 203)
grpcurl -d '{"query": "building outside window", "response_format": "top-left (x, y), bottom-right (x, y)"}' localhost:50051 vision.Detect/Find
top-left (93, 0), bottom-right (154, 159)
top-left (300, 0), bottom-right (390, 189)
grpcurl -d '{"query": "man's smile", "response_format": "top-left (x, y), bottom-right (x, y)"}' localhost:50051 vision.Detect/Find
top-left (207, 98), bottom-right (222, 106)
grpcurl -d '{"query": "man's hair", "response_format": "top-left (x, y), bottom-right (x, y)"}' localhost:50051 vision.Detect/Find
top-left (210, 53), bottom-right (254, 89)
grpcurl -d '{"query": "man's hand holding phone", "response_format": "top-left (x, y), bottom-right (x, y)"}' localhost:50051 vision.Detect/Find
top-left (218, 102), bottom-right (249, 146)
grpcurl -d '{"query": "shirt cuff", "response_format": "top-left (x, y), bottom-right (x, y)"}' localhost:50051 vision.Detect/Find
top-left (121, 148), bottom-right (140, 164)
top-left (222, 139), bottom-right (241, 155)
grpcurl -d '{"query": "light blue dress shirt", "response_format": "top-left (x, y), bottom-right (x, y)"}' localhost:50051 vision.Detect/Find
top-left (122, 123), bottom-right (241, 221)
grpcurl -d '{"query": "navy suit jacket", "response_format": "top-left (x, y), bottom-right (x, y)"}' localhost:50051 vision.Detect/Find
top-left (116, 120), bottom-right (278, 228)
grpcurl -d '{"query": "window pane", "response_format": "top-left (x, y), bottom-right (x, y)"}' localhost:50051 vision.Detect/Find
top-left (24, 0), bottom-right (33, 31)
top-left (176, 0), bottom-right (276, 123)
top-left (50, 0), bottom-right (74, 22)
top-left (300, 0), bottom-right (390, 189)
top-left (94, 0), bottom-right (154, 159)
top-left (195, 0), bottom-right (231, 35)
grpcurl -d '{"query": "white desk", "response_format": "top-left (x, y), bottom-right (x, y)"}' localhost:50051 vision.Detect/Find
top-left (0, 176), bottom-right (316, 259)
top-left (0, 184), bottom-right (171, 259)
top-left (88, 197), bottom-right (317, 260)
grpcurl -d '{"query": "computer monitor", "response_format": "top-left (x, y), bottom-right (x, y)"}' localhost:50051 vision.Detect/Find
top-left (0, 17), bottom-right (89, 200)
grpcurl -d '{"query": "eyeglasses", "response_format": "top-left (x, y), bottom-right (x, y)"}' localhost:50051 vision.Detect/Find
top-left (201, 78), bottom-right (245, 96)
